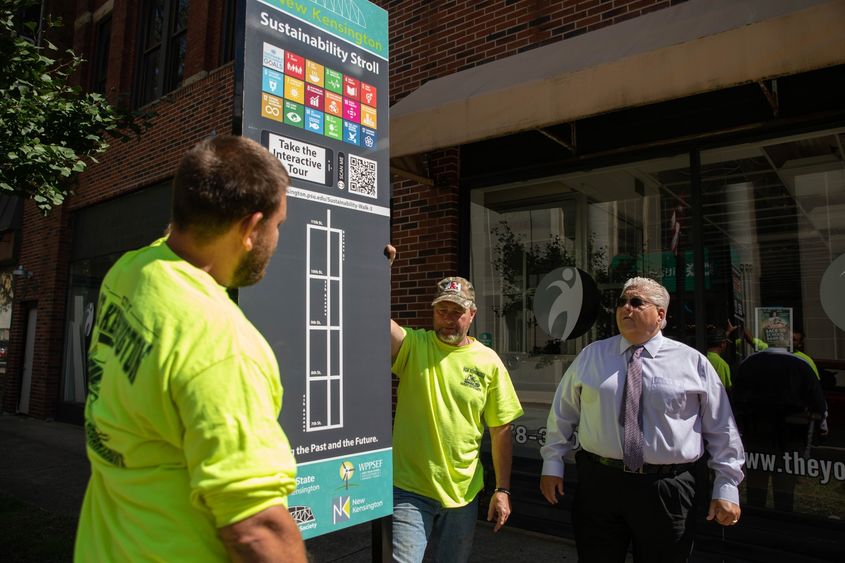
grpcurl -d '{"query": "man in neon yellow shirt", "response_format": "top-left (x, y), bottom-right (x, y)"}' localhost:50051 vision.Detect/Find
top-left (386, 255), bottom-right (524, 563)
top-left (74, 136), bottom-right (306, 562)
top-left (792, 329), bottom-right (820, 378)
top-left (706, 327), bottom-right (732, 390)
top-left (728, 320), bottom-right (820, 378)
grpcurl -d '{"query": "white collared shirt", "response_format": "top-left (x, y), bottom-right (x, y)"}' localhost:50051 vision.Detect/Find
top-left (541, 332), bottom-right (745, 503)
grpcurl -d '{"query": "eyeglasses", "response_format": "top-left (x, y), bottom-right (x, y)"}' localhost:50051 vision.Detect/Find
top-left (616, 296), bottom-right (652, 309)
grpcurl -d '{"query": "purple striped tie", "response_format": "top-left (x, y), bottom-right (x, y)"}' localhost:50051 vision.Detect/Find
top-left (622, 345), bottom-right (645, 471)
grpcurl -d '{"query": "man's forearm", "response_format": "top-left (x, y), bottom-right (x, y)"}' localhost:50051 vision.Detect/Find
top-left (219, 505), bottom-right (307, 563)
top-left (490, 424), bottom-right (513, 488)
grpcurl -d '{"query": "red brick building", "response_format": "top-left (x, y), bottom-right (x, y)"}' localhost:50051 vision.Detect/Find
top-left (2, 0), bottom-right (844, 559)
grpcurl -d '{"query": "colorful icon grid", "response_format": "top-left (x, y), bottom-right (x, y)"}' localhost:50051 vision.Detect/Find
top-left (261, 42), bottom-right (378, 149)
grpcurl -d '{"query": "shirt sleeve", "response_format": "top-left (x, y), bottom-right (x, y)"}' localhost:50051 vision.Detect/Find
top-left (391, 326), bottom-right (413, 377)
top-left (698, 354), bottom-right (746, 504)
top-left (483, 361), bottom-right (524, 428)
top-left (540, 356), bottom-right (582, 479)
top-left (172, 354), bottom-right (297, 528)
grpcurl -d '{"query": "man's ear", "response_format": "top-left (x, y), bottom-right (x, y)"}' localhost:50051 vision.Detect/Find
top-left (240, 212), bottom-right (264, 251)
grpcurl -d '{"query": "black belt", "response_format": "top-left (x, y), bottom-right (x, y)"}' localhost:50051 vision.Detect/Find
top-left (582, 450), bottom-right (694, 475)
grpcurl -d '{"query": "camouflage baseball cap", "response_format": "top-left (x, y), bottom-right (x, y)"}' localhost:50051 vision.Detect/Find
top-left (432, 276), bottom-right (476, 310)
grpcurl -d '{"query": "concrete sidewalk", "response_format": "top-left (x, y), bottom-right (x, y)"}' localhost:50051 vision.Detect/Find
top-left (0, 413), bottom-right (578, 562)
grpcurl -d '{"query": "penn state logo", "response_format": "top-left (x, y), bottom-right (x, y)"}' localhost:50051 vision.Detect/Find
top-left (820, 253), bottom-right (845, 331)
top-left (533, 267), bottom-right (599, 340)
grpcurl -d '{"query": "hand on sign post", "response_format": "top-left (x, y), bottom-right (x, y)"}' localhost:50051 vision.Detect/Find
top-left (384, 244), bottom-right (396, 266)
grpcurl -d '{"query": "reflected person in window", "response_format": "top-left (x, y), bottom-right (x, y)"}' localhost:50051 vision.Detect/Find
top-left (706, 326), bottom-right (732, 391)
top-left (733, 327), bottom-right (826, 512)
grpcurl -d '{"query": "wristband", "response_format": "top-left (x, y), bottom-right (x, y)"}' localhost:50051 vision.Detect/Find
top-left (494, 487), bottom-right (511, 495)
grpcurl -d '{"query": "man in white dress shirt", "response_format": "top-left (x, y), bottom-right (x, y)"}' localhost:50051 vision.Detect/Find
top-left (540, 277), bottom-right (745, 563)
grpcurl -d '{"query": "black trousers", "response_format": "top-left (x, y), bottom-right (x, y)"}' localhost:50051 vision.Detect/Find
top-left (573, 450), bottom-right (698, 563)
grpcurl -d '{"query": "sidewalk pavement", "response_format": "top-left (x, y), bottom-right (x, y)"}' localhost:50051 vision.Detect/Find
top-left (0, 413), bottom-right (579, 562)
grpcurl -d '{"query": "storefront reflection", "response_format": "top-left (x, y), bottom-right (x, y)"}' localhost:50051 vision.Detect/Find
top-left (471, 128), bottom-right (845, 557)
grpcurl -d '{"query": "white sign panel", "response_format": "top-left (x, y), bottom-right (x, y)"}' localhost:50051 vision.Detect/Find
top-left (265, 132), bottom-right (331, 185)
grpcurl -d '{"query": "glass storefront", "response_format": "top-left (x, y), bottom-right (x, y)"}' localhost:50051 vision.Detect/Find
top-left (61, 253), bottom-right (124, 404)
top-left (699, 131), bottom-right (845, 523)
top-left (0, 271), bottom-right (13, 383)
top-left (59, 182), bottom-right (172, 419)
top-left (470, 128), bottom-right (845, 555)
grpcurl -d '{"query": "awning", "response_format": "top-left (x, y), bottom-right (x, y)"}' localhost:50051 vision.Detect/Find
top-left (389, 0), bottom-right (845, 158)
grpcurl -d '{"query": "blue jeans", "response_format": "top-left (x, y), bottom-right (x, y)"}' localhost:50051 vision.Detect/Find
top-left (392, 487), bottom-right (478, 563)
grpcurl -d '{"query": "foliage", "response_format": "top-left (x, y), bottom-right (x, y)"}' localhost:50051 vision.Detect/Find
top-left (490, 221), bottom-right (617, 353)
top-left (0, 0), bottom-right (150, 213)
top-left (491, 221), bottom-right (576, 318)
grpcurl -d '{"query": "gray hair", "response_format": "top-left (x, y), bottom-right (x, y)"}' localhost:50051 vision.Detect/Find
top-left (621, 277), bottom-right (669, 329)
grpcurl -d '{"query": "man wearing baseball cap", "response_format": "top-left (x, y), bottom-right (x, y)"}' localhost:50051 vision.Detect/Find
top-left (386, 246), bottom-right (523, 563)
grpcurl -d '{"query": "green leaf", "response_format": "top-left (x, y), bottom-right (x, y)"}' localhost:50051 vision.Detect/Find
top-left (0, 2), bottom-right (152, 212)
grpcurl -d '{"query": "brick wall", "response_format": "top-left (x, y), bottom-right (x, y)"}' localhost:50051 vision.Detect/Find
top-left (71, 0), bottom-right (235, 210)
top-left (379, 0), bottom-right (685, 327)
top-left (70, 64), bottom-right (236, 209)
top-left (4, 0), bottom-right (686, 417)
top-left (390, 148), bottom-right (461, 327)
top-left (382, 0), bottom-right (686, 106)
top-left (1, 204), bottom-right (71, 417)
top-left (2, 1), bottom-right (233, 418)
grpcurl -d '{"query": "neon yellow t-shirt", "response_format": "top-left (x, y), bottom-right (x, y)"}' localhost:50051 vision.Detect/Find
top-left (706, 351), bottom-right (732, 389)
top-left (794, 350), bottom-right (819, 379)
top-left (391, 328), bottom-right (523, 508)
top-left (74, 239), bottom-right (296, 562)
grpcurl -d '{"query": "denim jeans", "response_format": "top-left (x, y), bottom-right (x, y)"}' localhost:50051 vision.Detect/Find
top-left (392, 487), bottom-right (478, 563)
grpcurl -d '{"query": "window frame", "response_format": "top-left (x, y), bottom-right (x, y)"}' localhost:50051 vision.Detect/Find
top-left (90, 14), bottom-right (112, 94)
top-left (134, 0), bottom-right (189, 107)
top-left (220, 0), bottom-right (237, 64)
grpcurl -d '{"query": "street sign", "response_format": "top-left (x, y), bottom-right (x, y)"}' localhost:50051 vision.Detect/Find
top-left (236, 0), bottom-right (392, 539)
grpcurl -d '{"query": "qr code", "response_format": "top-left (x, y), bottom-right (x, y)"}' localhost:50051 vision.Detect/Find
top-left (348, 154), bottom-right (377, 199)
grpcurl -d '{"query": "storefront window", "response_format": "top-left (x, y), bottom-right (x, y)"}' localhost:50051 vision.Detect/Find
top-left (0, 271), bottom-right (13, 380)
top-left (60, 182), bottom-right (172, 410)
top-left (700, 130), bottom-right (845, 522)
top-left (470, 153), bottom-right (691, 462)
top-left (470, 128), bottom-right (845, 536)
top-left (61, 253), bottom-right (122, 403)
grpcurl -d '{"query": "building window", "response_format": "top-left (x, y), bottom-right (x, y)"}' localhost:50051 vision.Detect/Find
top-left (470, 127), bottom-right (845, 530)
top-left (90, 15), bottom-right (111, 94)
top-left (0, 270), bottom-right (13, 381)
top-left (221, 0), bottom-right (237, 64)
top-left (471, 154), bottom-right (692, 471)
top-left (136, 0), bottom-right (189, 106)
top-left (14, 2), bottom-right (42, 44)
top-left (60, 182), bottom-right (172, 407)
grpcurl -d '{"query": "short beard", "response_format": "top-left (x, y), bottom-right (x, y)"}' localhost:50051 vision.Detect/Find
top-left (436, 329), bottom-right (464, 345)
top-left (230, 234), bottom-right (274, 288)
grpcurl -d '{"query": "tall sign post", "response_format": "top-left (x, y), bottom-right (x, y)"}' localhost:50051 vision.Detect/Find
top-left (235, 0), bottom-right (392, 542)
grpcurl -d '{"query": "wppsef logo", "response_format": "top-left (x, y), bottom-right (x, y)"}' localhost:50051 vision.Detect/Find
top-left (332, 495), bottom-right (351, 524)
